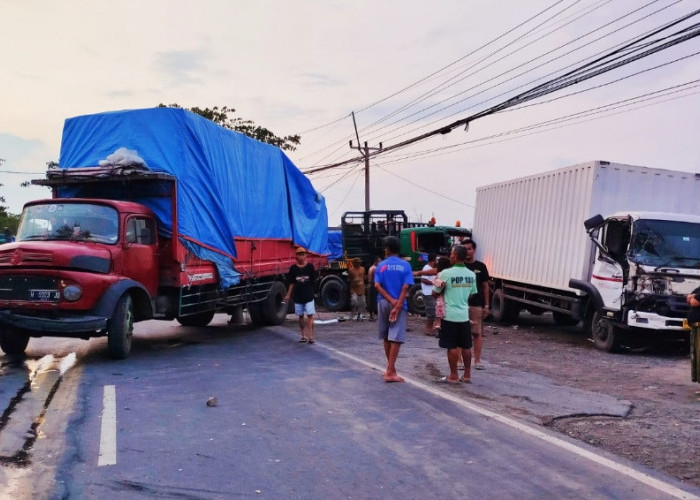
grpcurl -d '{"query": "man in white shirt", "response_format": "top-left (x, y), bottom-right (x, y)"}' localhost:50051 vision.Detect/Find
top-left (416, 253), bottom-right (437, 336)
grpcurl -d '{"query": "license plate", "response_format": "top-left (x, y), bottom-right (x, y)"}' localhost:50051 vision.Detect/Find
top-left (29, 289), bottom-right (60, 301)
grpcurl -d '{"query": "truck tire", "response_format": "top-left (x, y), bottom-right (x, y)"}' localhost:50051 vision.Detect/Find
top-left (0, 326), bottom-right (30, 356)
top-left (320, 276), bottom-right (348, 311)
top-left (177, 310), bottom-right (216, 327)
top-left (552, 311), bottom-right (579, 326)
top-left (491, 289), bottom-right (519, 323)
top-left (262, 281), bottom-right (288, 326)
top-left (590, 310), bottom-right (621, 353)
top-left (408, 284), bottom-right (425, 316)
top-left (108, 294), bottom-right (134, 359)
top-left (247, 302), bottom-right (266, 326)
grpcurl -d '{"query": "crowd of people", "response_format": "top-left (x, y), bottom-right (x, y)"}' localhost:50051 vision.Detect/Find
top-left (284, 236), bottom-right (698, 390)
top-left (283, 236), bottom-right (491, 385)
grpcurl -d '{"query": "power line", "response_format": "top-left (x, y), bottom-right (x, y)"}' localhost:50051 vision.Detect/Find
top-left (357, 0), bottom-right (584, 136)
top-left (325, 166), bottom-right (364, 219)
top-left (303, 8), bottom-right (700, 175)
top-left (366, 0), bottom-right (681, 147)
top-left (379, 78), bottom-right (700, 165)
top-left (359, 0), bottom-right (616, 141)
top-left (295, 0), bottom-right (576, 168)
top-left (374, 164), bottom-right (474, 209)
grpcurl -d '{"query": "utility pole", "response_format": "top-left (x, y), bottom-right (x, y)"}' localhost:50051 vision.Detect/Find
top-left (349, 112), bottom-right (382, 211)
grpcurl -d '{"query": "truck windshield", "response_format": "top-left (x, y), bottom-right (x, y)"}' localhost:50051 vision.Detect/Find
top-left (629, 219), bottom-right (700, 268)
top-left (16, 203), bottom-right (119, 244)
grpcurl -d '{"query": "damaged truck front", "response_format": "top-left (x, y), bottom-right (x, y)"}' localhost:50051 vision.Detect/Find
top-left (573, 211), bottom-right (700, 351)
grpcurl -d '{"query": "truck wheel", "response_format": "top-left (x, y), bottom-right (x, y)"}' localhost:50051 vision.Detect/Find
top-left (408, 284), bottom-right (425, 316)
top-left (177, 310), bottom-right (216, 327)
top-left (0, 326), bottom-right (30, 356)
top-left (247, 302), bottom-right (266, 326)
top-left (491, 289), bottom-right (519, 323)
top-left (108, 294), bottom-right (134, 359)
top-left (262, 281), bottom-right (288, 326)
top-left (590, 310), bottom-right (621, 353)
top-left (320, 276), bottom-right (348, 311)
top-left (553, 311), bottom-right (579, 326)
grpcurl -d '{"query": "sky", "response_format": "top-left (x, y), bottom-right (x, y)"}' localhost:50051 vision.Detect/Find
top-left (1, 0), bottom-right (699, 228)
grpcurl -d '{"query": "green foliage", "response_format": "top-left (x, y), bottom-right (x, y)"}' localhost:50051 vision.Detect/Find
top-left (157, 103), bottom-right (301, 152)
top-left (0, 158), bottom-right (20, 237)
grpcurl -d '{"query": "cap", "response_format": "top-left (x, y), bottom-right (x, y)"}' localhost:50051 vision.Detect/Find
top-left (295, 247), bottom-right (307, 254)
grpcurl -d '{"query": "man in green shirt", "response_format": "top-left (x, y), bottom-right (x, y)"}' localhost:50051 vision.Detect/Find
top-left (434, 245), bottom-right (477, 383)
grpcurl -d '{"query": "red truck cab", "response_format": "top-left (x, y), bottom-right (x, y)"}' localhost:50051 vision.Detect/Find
top-left (0, 198), bottom-right (160, 358)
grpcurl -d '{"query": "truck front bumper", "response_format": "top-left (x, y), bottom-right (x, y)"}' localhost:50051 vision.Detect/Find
top-left (627, 311), bottom-right (686, 331)
top-left (0, 310), bottom-right (107, 335)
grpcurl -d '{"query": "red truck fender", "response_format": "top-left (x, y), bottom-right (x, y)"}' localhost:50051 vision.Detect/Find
top-left (93, 279), bottom-right (154, 322)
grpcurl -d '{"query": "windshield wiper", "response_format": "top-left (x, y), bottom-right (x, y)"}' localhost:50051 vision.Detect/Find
top-left (653, 256), bottom-right (700, 271)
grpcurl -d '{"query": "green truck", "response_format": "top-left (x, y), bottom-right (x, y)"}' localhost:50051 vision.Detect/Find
top-left (317, 210), bottom-right (472, 314)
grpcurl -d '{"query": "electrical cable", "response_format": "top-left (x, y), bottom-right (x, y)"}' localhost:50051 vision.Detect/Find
top-left (374, 164), bottom-right (474, 209)
top-left (303, 1), bottom-right (684, 171)
top-left (295, 0), bottom-right (576, 168)
top-left (378, 78), bottom-right (700, 165)
top-left (366, 0), bottom-right (680, 146)
top-left (360, 0), bottom-right (618, 140)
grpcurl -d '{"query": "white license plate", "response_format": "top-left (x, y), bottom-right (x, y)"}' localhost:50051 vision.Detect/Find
top-left (29, 289), bottom-right (60, 301)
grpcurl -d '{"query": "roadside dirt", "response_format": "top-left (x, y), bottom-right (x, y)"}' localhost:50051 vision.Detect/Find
top-left (311, 309), bottom-right (700, 489)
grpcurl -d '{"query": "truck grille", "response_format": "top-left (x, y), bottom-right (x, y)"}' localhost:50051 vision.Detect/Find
top-left (0, 249), bottom-right (54, 265)
top-left (0, 276), bottom-right (60, 301)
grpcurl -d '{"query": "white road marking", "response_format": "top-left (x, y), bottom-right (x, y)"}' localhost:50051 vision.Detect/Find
top-left (324, 345), bottom-right (700, 500)
top-left (97, 385), bottom-right (117, 466)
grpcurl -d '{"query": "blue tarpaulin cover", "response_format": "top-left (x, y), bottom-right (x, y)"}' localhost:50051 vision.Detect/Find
top-left (57, 108), bottom-right (328, 286)
top-left (327, 229), bottom-right (344, 261)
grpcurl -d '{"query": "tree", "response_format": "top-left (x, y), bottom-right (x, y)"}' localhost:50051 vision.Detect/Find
top-left (157, 104), bottom-right (301, 152)
top-left (0, 158), bottom-right (21, 237)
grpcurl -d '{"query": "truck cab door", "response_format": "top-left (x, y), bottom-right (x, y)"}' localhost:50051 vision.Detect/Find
top-left (122, 216), bottom-right (159, 295)
top-left (590, 218), bottom-right (629, 311)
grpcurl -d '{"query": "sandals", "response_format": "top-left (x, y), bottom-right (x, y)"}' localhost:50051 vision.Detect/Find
top-left (299, 338), bottom-right (308, 343)
top-left (308, 339), bottom-right (315, 344)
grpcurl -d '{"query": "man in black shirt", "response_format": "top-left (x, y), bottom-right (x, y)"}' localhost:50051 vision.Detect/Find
top-left (284, 247), bottom-right (317, 344)
top-left (464, 240), bottom-right (490, 370)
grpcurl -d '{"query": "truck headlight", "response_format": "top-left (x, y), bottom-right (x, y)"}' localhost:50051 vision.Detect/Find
top-left (62, 285), bottom-right (82, 301)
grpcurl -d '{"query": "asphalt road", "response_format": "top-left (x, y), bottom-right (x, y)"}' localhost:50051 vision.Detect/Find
top-left (1, 315), bottom-right (699, 499)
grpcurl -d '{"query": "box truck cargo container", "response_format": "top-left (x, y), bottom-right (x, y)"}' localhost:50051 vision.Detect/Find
top-left (472, 160), bottom-right (700, 351)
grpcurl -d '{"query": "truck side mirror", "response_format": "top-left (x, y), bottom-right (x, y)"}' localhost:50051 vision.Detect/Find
top-left (584, 214), bottom-right (604, 231)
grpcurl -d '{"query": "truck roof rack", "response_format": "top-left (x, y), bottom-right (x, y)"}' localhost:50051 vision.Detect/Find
top-left (32, 166), bottom-right (176, 187)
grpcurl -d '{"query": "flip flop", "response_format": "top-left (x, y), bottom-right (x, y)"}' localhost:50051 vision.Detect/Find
top-left (299, 338), bottom-right (308, 343)
top-left (459, 377), bottom-right (471, 383)
top-left (437, 376), bottom-right (460, 385)
top-left (308, 339), bottom-right (315, 344)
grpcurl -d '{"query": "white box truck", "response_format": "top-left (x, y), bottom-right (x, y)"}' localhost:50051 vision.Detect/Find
top-left (472, 160), bottom-right (700, 351)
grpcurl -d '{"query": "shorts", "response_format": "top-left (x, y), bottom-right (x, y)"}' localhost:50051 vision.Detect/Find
top-left (294, 300), bottom-right (316, 316)
top-left (422, 294), bottom-right (436, 318)
top-left (351, 293), bottom-right (367, 311)
top-left (377, 300), bottom-right (407, 343)
top-left (469, 306), bottom-right (483, 336)
top-left (438, 319), bottom-right (472, 350)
